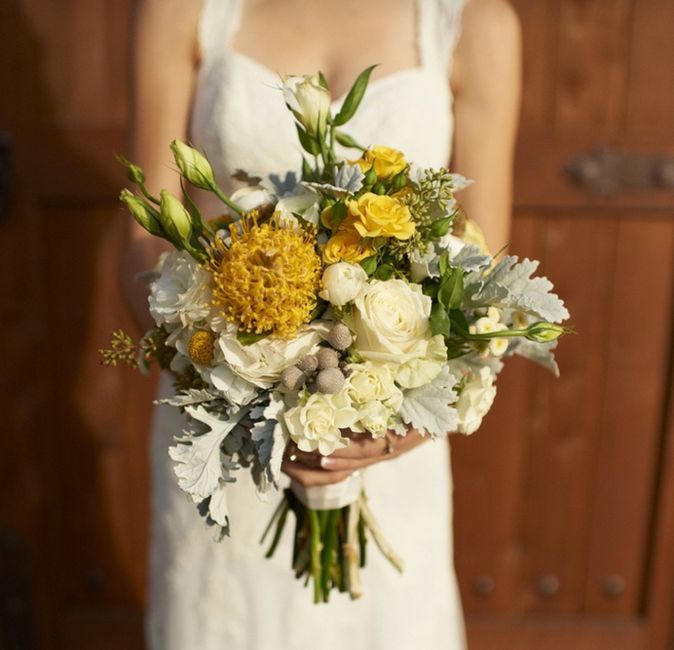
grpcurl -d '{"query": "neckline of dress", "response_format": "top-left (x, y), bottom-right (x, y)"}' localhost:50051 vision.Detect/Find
top-left (222, 0), bottom-right (430, 107)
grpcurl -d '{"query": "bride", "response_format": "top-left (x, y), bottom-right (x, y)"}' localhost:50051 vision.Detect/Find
top-left (123, 0), bottom-right (520, 648)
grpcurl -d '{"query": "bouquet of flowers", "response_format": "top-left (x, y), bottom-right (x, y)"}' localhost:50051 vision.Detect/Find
top-left (103, 67), bottom-right (569, 603)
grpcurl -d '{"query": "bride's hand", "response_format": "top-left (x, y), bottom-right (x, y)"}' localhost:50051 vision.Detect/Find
top-left (281, 428), bottom-right (427, 487)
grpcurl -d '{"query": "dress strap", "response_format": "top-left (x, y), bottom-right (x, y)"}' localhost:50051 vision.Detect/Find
top-left (198, 0), bottom-right (243, 61)
top-left (417, 0), bottom-right (468, 74)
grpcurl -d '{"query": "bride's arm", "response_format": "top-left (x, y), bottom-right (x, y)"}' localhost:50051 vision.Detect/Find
top-left (451, 0), bottom-right (522, 254)
top-left (293, 0), bottom-right (522, 487)
top-left (121, 0), bottom-right (202, 332)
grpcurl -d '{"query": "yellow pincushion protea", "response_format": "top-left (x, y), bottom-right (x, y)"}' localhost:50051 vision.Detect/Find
top-left (209, 215), bottom-right (322, 339)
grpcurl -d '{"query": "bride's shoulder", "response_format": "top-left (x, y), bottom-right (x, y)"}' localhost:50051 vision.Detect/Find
top-left (134, 0), bottom-right (203, 62)
top-left (452, 0), bottom-right (521, 94)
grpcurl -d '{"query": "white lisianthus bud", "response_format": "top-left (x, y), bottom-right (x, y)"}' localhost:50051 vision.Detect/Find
top-left (170, 140), bottom-right (216, 190)
top-left (159, 190), bottom-right (192, 245)
top-left (119, 189), bottom-right (163, 235)
top-left (319, 262), bottom-right (368, 307)
top-left (525, 322), bottom-right (566, 343)
top-left (281, 74), bottom-right (331, 136)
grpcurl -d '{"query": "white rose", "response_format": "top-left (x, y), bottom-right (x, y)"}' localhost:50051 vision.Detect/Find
top-left (357, 400), bottom-right (392, 438)
top-left (149, 251), bottom-right (213, 338)
top-left (352, 279), bottom-right (447, 388)
top-left (344, 362), bottom-right (402, 411)
top-left (284, 390), bottom-right (359, 455)
top-left (454, 366), bottom-right (497, 435)
top-left (281, 74), bottom-right (331, 136)
top-left (218, 322), bottom-right (328, 388)
top-left (319, 262), bottom-right (368, 307)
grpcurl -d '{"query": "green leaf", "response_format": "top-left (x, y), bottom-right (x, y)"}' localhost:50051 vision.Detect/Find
top-left (359, 255), bottom-right (378, 276)
top-left (332, 65), bottom-right (377, 126)
top-left (438, 250), bottom-right (450, 277)
top-left (334, 130), bottom-right (365, 150)
top-left (430, 302), bottom-right (451, 337)
top-left (422, 280), bottom-right (438, 300)
top-left (318, 71), bottom-right (329, 90)
top-left (296, 124), bottom-right (321, 155)
top-left (237, 330), bottom-right (271, 346)
top-left (301, 156), bottom-right (314, 181)
top-left (329, 201), bottom-right (347, 229)
top-left (373, 264), bottom-right (394, 280)
top-left (449, 309), bottom-right (469, 335)
top-left (438, 268), bottom-right (464, 310)
top-left (430, 216), bottom-right (453, 238)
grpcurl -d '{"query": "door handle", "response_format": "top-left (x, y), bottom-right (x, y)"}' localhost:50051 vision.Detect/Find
top-left (566, 145), bottom-right (674, 194)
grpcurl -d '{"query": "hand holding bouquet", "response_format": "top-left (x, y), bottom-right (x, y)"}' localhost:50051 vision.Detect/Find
top-left (103, 67), bottom-right (570, 603)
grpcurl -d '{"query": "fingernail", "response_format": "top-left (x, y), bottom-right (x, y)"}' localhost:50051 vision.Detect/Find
top-left (320, 456), bottom-right (338, 469)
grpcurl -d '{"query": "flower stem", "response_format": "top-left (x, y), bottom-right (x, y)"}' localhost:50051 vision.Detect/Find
top-left (211, 184), bottom-right (244, 216)
top-left (308, 509), bottom-right (323, 604)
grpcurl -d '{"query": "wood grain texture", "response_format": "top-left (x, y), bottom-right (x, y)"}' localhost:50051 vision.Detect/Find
top-left (583, 218), bottom-right (674, 615)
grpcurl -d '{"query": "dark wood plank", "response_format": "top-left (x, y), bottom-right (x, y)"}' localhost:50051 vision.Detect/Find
top-left (466, 615), bottom-right (647, 650)
top-left (519, 215), bottom-right (618, 614)
top-left (554, 0), bottom-right (632, 131)
top-left (583, 218), bottom-right (674, 615)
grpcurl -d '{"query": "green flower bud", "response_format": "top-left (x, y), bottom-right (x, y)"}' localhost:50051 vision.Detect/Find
top-left (525, 321), bottom-right (566, 343)
top-left (116, 155), bottom-right (146, 185)
top-left (170, 140), bottom-right (216, 190)
top-left (159, 190), bottom-right (192, 245)
top-left (391, 171), bottom-right (407, 191)
top-left (372, 182), bottom-right (387, 195)
top-left (119, 189), bottom-right (163, 235)
top-left (363, 167), bottom-right (377, 187)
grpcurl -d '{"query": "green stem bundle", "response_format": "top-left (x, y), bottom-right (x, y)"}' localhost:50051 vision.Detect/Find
top-left (263, 489), bottom-right (402, 603)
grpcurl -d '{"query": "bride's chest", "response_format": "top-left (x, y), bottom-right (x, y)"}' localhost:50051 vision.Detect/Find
top-left (190, 54), bottom-right (454, 191)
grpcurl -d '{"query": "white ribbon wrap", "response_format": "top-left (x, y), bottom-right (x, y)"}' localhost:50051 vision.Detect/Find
top-left (291, 472), bottom-right (364, 510)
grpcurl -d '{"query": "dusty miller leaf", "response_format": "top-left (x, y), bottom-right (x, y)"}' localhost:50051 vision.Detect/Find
top-left (168, 405), bottom-right (244, 500)
top-left (399, 366), bottom-right (458, 437)
top-left (467, 256), bottom-right (569, 323)
top-left (157, 388), bottom-right (219, 408)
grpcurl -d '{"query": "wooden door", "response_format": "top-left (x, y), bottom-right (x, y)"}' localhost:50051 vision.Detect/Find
top-left (0, 1), bottom-right (149, 648)
top-left (452, 2), bottom-right (674, 648)
top-left (2, 1), bottom-right (674, 649)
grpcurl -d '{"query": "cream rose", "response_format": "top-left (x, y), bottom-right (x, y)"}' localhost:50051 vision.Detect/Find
top-left (218, 323), bottom-right (327, 388)
top-left (344, 362), bottom-right (403, 411)
top-left (319, 262), bottom-right (368, 307)
top-left (356, 400), bottom-right (392, 438)
top-left (352, 279), bottom-right (447, 387)
top-left (453, 366), bottom-right (497, 435)
top-left (284, 391), bottom-right (359, 455)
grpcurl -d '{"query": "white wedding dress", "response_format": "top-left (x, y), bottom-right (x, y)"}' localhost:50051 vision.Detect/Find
top-left (147, 0), bottom-right (468, 648)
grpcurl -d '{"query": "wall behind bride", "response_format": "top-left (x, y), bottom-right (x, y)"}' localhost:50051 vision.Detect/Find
top-left (1, 1), bottom-right (674, 649)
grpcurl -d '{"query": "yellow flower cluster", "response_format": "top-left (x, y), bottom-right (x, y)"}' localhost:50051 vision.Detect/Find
top-left (210, 216), bottom-right (322, 339)
top-left (322, 192), bottom-right (415, 263)
top-left (188, 330), bottom-right (217, 365)
top-left (356, 145), bottom-right (407, 179)
top-left (321, 146), bottom-right (415, 263)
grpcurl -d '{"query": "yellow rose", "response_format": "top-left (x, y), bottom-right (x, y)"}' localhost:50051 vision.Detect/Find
top-left (323, 229), bottom-right (375, 264)
top-left (356, 145), bottom-right (407, 179)
top-left (348, 192), bottom-right (415, 240)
